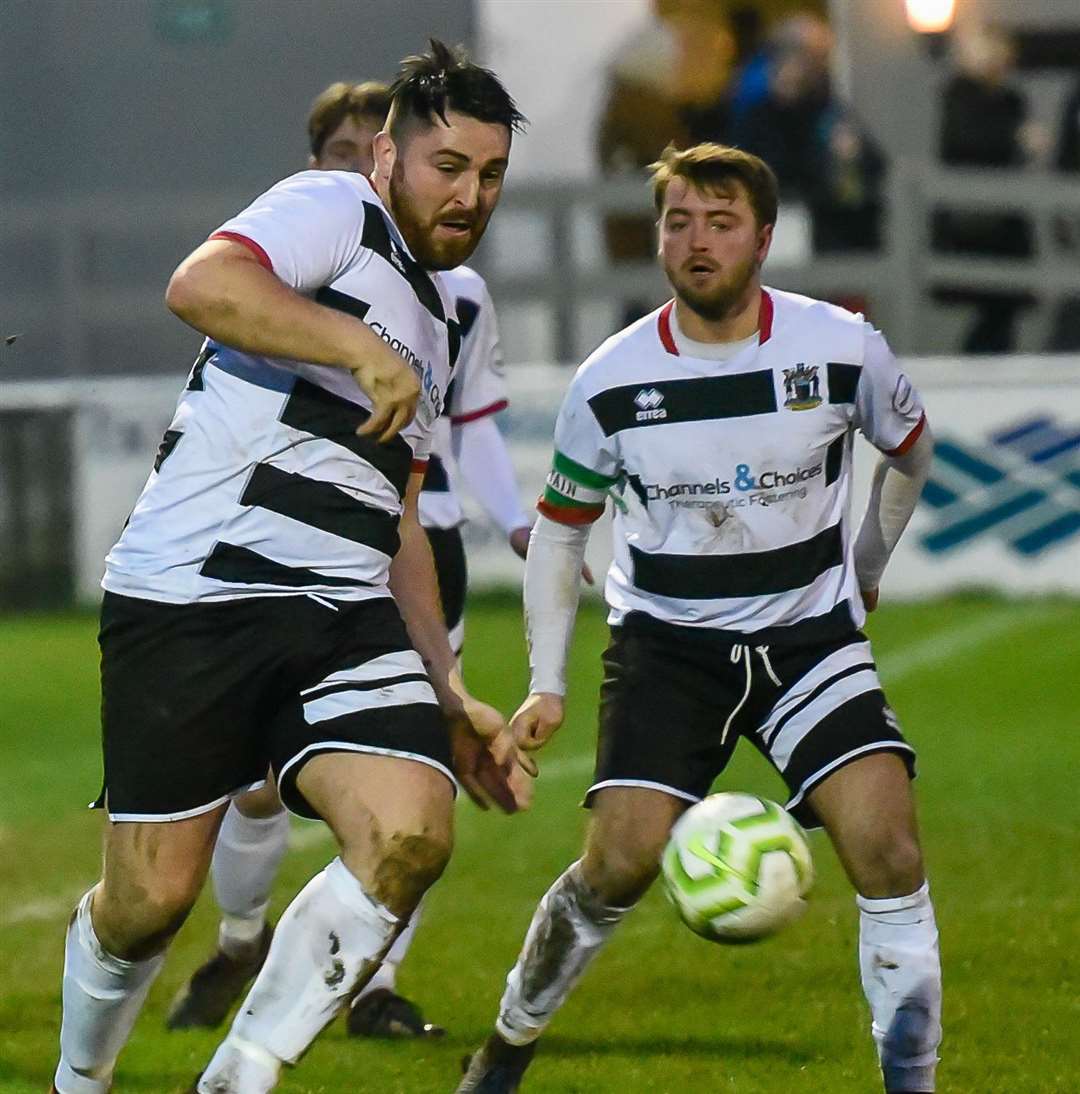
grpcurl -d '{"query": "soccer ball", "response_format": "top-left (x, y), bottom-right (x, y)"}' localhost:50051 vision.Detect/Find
top-left (661, 792), bottom-right (813, 943)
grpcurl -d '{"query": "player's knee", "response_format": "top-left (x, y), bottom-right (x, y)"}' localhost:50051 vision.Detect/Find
top-left (858, 829), bottom-right (924, 897)
top-left (96, 873), bottom-right (200, 959)
top-left (582, 840), bottom-right (661, 906)
top-left (369, 829), bottom-right (452, 916)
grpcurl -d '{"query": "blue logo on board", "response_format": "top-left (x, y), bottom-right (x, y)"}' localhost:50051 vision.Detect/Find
top-left (920, 416), bottom-right (1080, 556)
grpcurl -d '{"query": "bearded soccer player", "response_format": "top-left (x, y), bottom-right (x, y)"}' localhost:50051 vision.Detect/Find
top-left (50, 42), bottom-right (532, 1094)
top-left (166, 79), bottom-right (534, 1043)
top-left (458, 144), bottom-right (940, 1094)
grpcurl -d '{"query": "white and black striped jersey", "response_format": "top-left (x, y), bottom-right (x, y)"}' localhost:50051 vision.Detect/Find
top-left (418, 265), bottom-right (509, 531)
top-left (539, 289), bottom-right (926, 636)
top-left (104, 170), bottom-right (458, 604)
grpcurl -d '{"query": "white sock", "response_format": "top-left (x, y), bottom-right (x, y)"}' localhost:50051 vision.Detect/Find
top-left (54, 890), bottom-right (165, 1094)
top-left (355, 898), bottom-right (423, 999)
top-left (858, 881), bottom-right (942, 1092)
top-left (497, 861), bottom-right (628, 1046)
top-left (212, 805), bottom-right (289, 957)
top-left (199, 857), bottom-right (400, 1081)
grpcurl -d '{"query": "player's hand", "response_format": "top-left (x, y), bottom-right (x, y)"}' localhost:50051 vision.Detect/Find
top-left (511, 692), bottom-right (565, 755)
top-left (509, 526), bottom-right (594, 585)
top-left (351, 346), bottom-right (421, 443)
top-left (448, 697), bottom-right (536, 813)
top-left (860, 586), bottom-right (879, 612)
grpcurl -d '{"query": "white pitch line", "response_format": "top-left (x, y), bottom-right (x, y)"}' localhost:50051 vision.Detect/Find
top-left (2, 602), bottom-right (1065, 929)
top-left (875, 602), bottom-right (1066, 684)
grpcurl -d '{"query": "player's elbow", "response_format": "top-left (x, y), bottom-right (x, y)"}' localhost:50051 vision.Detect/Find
top-left (165, 258), bottom-right (214, 326)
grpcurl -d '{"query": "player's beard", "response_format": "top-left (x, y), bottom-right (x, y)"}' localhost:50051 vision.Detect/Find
top-left (389, 163), bottom-right (487, 271)
top-left (666, 251), bottom-right (759, 323)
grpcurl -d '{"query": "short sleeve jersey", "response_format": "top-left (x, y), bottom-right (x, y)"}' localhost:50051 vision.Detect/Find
top-left (104, 170), bottom-right (456, 604)
top-left (418, 265), bottom-right (509, 530)
top-left (540, 288), bottom-right (926, 635)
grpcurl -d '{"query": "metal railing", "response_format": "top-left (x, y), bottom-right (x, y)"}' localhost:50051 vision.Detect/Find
top-left (2, 163), bottom-right (1078, 380)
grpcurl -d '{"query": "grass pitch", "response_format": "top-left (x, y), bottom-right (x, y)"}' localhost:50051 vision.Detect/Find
top-left (1, 593), bottom-right (1078, 1092)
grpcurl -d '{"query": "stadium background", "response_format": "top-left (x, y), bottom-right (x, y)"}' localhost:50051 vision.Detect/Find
top-left (1, 0), bottom-right (1078, 1090)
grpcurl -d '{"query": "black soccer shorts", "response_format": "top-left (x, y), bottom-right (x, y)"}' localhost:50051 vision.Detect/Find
top-left (96, 591), bottom-right (453, 822)
top-left (588, 609), bottom-right (915, 828)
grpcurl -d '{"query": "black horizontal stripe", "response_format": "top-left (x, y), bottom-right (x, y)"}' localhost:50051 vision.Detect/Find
top-left (455, 296), bottom-right (480, 339)
top-left (629, 522), bottom-right (844, 600)
top-left (587, 371), bottom-right (777, 436)
top-left (361, 202), bottom-right (444, 321)
top-left (827, 362), bottom-right (862, 405)
top-left (200, 542), bottom-right (368, 588)
top-left (186, 343), bottom-right (215, 391)
top-left (315, 286), bottom-right (370, 322)
top-left (302, 673), bottom-right (431, 703)
top-left (279, 379), bottom-right (412, 498)
top-left (153, 429), bottom-right (183, 473)
top-left (421, 452), bottom-right (451, 493)
top-left (825, 432), bottom-right (847, 486)
top-left (764, 661), bottom-right (877, 746)
top-left (240, 463), bottom-right (399, 557)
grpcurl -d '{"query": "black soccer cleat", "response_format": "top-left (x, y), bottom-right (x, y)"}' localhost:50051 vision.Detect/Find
top-left (346, 987), bottom-right (446, 1039)
top-left (455, 1034), bottom-right (537, 1092)
top-left (165, 923), bottom-right (273, 1030)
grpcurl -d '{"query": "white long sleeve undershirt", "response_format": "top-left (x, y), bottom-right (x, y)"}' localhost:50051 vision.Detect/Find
top-left (452, 415), bottom-right (532, 536)
top-left (523, 514), bottom-right (591, 695)
top-left (854, 425), bottom-right (935, 590)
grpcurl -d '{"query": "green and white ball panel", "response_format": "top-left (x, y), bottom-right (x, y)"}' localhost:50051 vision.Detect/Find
top-left (661, 792), bottom-right (814, 943)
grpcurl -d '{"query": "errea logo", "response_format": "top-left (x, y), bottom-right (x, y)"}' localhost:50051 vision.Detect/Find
top-left (389, 245), bottom-right (407, 276)
top-left (634, 388), bottom-right (668, 422)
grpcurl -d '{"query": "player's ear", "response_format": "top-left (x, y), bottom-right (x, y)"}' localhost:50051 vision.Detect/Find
top-left (756, 222), bottom-right (773, 266)
top-left (372, 130), bottom-right (397, 184)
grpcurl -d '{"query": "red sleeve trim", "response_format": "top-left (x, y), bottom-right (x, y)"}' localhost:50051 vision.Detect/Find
top-left (536, 496), bottom-right (604, 525)
top-left (411, 459), bottom-right (429, 474)
top-left (208, 231), bottom-right (273, 272)
top-left (757, 289), bottom-right (773, 344)
top-left (450, 398), bottom-right (508, 425)
top-left (657, 300), bottom-right (678, 355)
top-left (884, 413), bottom-right (926, 458)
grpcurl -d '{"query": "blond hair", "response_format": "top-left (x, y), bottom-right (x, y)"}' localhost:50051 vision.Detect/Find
top-left (650, 143), bottom-right (779, 228)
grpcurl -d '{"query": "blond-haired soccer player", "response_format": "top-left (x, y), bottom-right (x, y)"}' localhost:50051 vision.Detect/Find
top-left (459, 144), bottom-right (940, 1094)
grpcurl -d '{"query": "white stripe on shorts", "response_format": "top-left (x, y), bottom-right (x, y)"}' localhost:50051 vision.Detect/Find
top-left (757, 640), bottom-right (875, 747)
top-left (299, 649), bottom-right (427, 696)
top-left (302, 677), bottom-right (438, 725)
top-left (768, 668), bottom-right (882, 771)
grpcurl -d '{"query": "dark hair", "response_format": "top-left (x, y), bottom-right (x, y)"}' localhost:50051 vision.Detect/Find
top-left (307, 81), bottom-right (392, 158)
top-left (386, 38), bottom-right (525, 141)
top-left (650, 143), bottom-right (779, 229)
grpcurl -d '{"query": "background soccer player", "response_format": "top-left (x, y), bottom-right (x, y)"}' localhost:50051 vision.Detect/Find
top-left (51, 42), bottom-right (532, 1094)
top-left (460, 143), bottom-right (940, 1094)
top-left (167, 79), bottom-right (536, 1043)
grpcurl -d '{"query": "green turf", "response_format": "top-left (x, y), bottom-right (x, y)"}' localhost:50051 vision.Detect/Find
top-left (1, 594), bottom-right (1078, 1092)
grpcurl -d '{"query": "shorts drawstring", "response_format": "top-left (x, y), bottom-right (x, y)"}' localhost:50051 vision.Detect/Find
top-left (720, 644), bottom-right (782, 746)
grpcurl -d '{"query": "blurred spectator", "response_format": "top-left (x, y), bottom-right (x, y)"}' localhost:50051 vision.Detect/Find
top-left (596, 0), bottom-right (735, 321)
top-left (729, 14), bottom-right (886, 252)
top-left (932, 25), bottom-right (1046, 354)
top-left (1048, 73), bottom-right (1080, 351)
top-left (1057, 74), bottom-right (1080, 172)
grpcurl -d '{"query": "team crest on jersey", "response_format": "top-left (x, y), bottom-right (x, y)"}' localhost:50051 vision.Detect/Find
top-left (782, 364), bottom-right (822, 411)
top-left (634, 387), bottom-right (668, 422)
